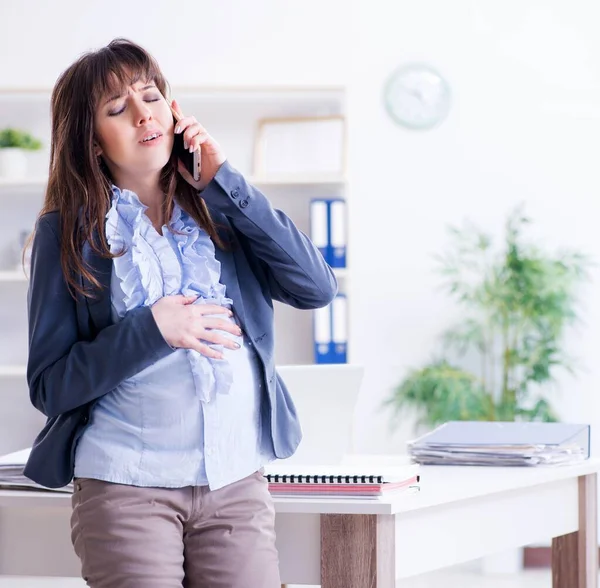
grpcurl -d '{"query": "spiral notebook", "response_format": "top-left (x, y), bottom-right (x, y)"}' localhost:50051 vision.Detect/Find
top-left (264, 463), bottom-right (420, 498)
top-left (264, 463), bottom-right (419, 484)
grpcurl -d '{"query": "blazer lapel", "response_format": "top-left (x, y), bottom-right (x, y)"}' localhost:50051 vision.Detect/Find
top-left (82, 229), bottom-right (113, 332)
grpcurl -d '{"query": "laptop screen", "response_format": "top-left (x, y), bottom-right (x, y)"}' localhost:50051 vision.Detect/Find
top-left (274, 364), bottom-right (364, 466)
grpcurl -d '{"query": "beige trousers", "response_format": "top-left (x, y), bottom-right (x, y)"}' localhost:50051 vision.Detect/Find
top-left (70, 470), bottom-right (281, 588)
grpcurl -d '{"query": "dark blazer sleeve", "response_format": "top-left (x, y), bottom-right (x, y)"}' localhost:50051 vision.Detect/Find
top-left (26, 214), bottom-right (175, 419)
top-left (200, 160), bottom-right (338, 309)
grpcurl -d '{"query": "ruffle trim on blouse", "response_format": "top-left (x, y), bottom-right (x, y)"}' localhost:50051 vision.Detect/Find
top-left (106, 186), bottom-right (236, 403)
top-left (169, 202), bottom-right (236, 402)
top-left (168, 203), bottom-right (230, 302)
top-left (106, 186), bottom-right (180, 310)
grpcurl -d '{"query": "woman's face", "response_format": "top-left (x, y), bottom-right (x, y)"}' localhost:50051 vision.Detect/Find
top-left (94, 78), bottom-right (174, 183)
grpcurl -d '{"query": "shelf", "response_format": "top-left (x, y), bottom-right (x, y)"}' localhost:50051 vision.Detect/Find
top-left (0, 176), bottom-right (345, 190)
top-left (0, 271), bottom-right (27, 282)
top-left (175, 86), bottom-right (345, 107)
top-left (0, 177), bottom-right (46, 188)
top-left (0, 267), bottom-right (344, 281)
top-left (0, 267), bottom-right (343, 280)
top-left (249, 175), bottom-right (346, 186)
top-left (0, 365), bottom-right (26, 377)
top-left (0, 85), bottom-right (345, 103)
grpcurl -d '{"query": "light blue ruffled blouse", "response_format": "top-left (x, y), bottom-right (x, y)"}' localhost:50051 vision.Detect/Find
top-left (73, 185), bottom-right (275, 490)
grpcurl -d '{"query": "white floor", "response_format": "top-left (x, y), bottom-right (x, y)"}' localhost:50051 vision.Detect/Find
top-left (0, 570), bottom-right (557, 587)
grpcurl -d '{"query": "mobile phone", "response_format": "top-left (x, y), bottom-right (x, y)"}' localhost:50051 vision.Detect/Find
top-left (171, 107), bottom-right (201, 181)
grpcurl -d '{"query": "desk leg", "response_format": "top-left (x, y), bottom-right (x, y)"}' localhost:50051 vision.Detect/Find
top-left (320, 513), bottom-right (395, 588)
top-left (552, 473), bottom-right (598, 588)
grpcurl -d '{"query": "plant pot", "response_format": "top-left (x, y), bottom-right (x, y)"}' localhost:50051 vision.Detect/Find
top-left (0, 148), bottom-right (27, 179)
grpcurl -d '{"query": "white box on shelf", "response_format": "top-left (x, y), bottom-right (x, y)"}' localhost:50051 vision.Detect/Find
top-left (253, 115), bottom-right (346, 180)
top-left (0, 271), bottom-right (27, 282)
top-left (0, 365), bottom-right (27, 377)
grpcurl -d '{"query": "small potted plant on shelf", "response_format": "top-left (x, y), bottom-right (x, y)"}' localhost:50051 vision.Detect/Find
top-left (0, 128), bottom-right (42, 179)
top-left (385, 206), bottom-right (592, 432)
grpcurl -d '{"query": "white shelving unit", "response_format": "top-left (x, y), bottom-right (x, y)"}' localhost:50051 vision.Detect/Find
top-left (0, 85), bottom-right (349, 453)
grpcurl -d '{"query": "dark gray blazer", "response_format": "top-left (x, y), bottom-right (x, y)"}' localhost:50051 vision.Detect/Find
top-left (24, 160), bottom-right (337, 488)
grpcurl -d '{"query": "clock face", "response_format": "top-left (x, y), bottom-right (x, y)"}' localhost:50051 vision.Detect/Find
top-left (383, 63), bottom-right (451, 130)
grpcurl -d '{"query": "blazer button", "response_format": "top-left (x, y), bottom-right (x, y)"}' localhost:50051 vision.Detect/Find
top-left (231, 189), bottom-right (240, 199)
top-left (81, 414), bottom-right (89, 424)
top-left (240, 199), bottom-right (249, 209)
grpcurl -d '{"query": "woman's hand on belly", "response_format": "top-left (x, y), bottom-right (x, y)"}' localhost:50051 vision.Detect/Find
top-left (150, 295), bottom-right (242, 359)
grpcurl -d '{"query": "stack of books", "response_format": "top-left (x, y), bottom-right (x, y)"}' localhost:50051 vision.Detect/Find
top-left (263, 463), bottom-right (420, 499)
top-left (408, 421), bottom-right (590, 467)
top-left (0, 448), bottom-right (72, 492)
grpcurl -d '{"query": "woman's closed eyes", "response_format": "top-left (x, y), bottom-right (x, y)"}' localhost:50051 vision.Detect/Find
top-left (108, 95), bottom-right (162, 117)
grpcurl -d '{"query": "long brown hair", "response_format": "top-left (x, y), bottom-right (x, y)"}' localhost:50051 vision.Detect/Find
top-left (34, 38), bottom-right (226, 299)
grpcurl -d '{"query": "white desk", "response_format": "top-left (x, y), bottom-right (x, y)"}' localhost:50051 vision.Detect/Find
top-left (0, 460), bottom-right (598, 587)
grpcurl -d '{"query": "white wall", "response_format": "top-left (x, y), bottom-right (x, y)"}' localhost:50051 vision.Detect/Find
top-left (347, 0), bottom-right (600, 455)
top-left (0, 0), bottom-right (349, 88)
top-left (3, 0), bottom-right (600, 454)
top-left (1, 0), bottom-right (599, 578)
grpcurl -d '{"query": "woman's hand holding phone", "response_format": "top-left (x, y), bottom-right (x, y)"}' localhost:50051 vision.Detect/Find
top-left (171, 99), bottom-right (226, 192)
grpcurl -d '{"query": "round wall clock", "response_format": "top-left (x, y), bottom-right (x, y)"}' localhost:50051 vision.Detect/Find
top-left (383, 63), bottom-right (451, 130)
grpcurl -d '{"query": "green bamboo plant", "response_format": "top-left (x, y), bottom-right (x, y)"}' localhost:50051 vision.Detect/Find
top-left (386, 206), bottom-right (592, 428)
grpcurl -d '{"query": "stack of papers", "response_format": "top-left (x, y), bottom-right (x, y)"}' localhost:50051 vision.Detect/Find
top-left (263, 463), bottom-right (420, 499)
top-left (0, 448), bottom-right (72, 493)
top-left (408, 421), bottom-right (590, 467)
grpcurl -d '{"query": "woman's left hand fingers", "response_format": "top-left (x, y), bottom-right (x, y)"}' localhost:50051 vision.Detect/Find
top-left (173, 115), bottom-right (197, 135)
top-left (174, 118), bottom-right (210, 152)
top-left (184, 125), bottom-right (210, 153)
